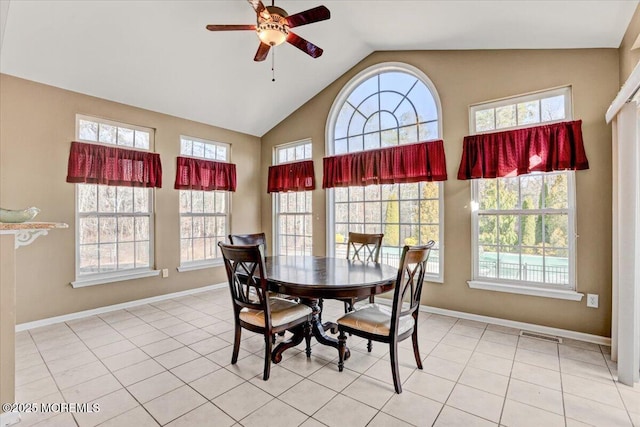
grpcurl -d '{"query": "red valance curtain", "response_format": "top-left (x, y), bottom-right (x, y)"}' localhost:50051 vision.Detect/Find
top-left (174, 156), bottom-right (237, 191)
top-left (322, 140), bottom-right (448, 189)
top-left (66, 141), bottom-right (162, 187)
top-left (457, 120), bottom-right (589, 180)
top-left (267, 160), bottom-right (315, 193)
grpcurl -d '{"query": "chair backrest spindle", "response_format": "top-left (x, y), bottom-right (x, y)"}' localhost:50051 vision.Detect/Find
top-left (347, 232), bottom-right (384, 263)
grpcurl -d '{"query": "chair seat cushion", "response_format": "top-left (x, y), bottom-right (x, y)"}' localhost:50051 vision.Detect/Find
top-left (337, 303), bottom-right (414, 336)
top-left (240, 297), bottom-right (312, 328)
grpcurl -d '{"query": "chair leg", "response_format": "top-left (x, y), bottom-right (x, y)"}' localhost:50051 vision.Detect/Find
top-left (389, 342), bottom-right (402, 393)
top-left (263, 334), bottom-right (272, 380)
top-left (412, 327), bottom-right (423, 370)
top-left (231, 323), bottom-right (241, 364)
top-left (337, 330), bottom-right (347, 372)
top-left (367, 339), bottom-right (372, 352)
top-left (272, 334), bottom-right (276, 344)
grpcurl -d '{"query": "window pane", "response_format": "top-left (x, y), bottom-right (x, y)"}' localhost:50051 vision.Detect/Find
top-left (98, 124), bottom-right (117, 144)
top-left (380, 129), bottom-right (398, 147)
top-left (478, 179), bottom-right (497, 210)
top-left (520, 214), bottom-right (538, 247)
top-left (517, 100), bottom-right (540, 126)
top-left (181, 239), bottom-right (192, 262)
top-left (408, 83), bottom-right (438, 122)
top-left (347, 75), bottom-right (377, 107)
top-left (192, 191), bottom-right (204, 213)
top-left (335, 103), bottom-right (354, 140)
top-left (79, 245), bottom-right (99, 272)
top-left (98, 186), bottom-right (116, 212)
top-left (541, 95), bottom-right (566, 121)
top-left (79, 217), bottom-right (98, 244)
top-left (135, 217), bottom-right (149, 241)
top-left (348, 112), bottom-right (366, 137)
top-left (193, 142), bottom-right (205, 158)
top-left (497, 178), bottom-right (518, 210)
top-left (216, 146), bottom-right (227, 161)
top-left (364, 132), bottom-right (380, 150)
top-left (99, 244), bottom-right (117, 271)
top-left (475, 109), bottom-right (495, 132)
top-left (419, 121), bottom-right (438, 141)
top-left (204, 144), bottom-right (215, 159)
top-left (134, 188), bottom-right (149, 213)
top-left (79, 120), bottom-right (98, 141)
top-left (134, 131), bottom-right (150, 149)
top-left (419, 200), bottom-right (439, 224)
top-left (478, 215), bottom-right (497, 245)
top-left (135, 242), bottom-right (149, 267)
top-left (179, 191), bottom-right (191, 213)
top-left (495, 105), bottom-right (516, 129)
top-left (520, 175), bottom-right (542, 210)
top-left (498, 215), bottom-right (519, 246)
top-left (400, 183), bottom-right (419, 199)
top-left (364, 113), bottom-right (380, 134)
top-left (78, 184), bottom-right (97, 213)
top-left (395, 99), bottom-right (417, 127)
top-left (364, 186), bottom-right (380, 201)
top-left (203, 192), bottom-right (215, 213)
top-left (118, 216), bottom-right (134, 242)
top-left (497, 248), bottom-right (520, 280)
top-left (118, 243), bottom-right (134, 269)
top-left (399, 125), bottom-right (418, 144)
top-left (380, 92), bottom-right (403, 115)
top-left (544, 173), bottom-right (568, 209)
top-left (117, 127), bottom-right (134, 147)
top-left (544, 214), bottom-right (568, 248)
top-left (116, 187), bottom-right (133, 213)
top-left (180, 138), bottom-right (193, 156)
top-left (358, 94), bottom-right (379, 118)
top-left (99, 217), bottom-right (117, 243)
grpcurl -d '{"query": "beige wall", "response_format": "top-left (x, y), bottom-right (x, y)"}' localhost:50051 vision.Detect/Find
top-left (0, 74), bottom-right (262, 323)
top-left (620, 3), bottom-right (640, 84)
top-left (261, 49), bottom-right (618, 337)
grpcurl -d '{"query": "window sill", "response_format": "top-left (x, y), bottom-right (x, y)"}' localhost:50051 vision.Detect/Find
top-left (71, 269), bottom-right (161, 288)
top-left (177, 260), bottom-right (223, 272)
top-left (467, 280), bottom-right (584, 301)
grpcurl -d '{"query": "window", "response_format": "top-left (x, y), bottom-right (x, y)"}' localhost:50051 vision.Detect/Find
top-left (469, 87), bottom-right (579, 298)
top-left (178, 136), bottom-right (230, 269)
top-left (74, 115), bottom-right (156, 287)
top-left (273, 140), bottom-right (313, 256)
top-left (327, 63), bottom-right (444, 280)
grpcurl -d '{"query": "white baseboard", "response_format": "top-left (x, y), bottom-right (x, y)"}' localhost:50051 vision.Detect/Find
top-left (17, 284), bottom-right (611, 346)
top-left (375, 299), bottom-right (611, 346)
top-left (16, 283), bottom-right (227, 332)
top-left (0, 411), bottom-right (20, 427)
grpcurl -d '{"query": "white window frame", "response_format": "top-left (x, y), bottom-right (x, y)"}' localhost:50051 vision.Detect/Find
top-left (72, 115), bottom-right (158, 288)
top-left (467, 86), bottom-right (583, 301)
top-left (325, 62), bottom-right (445, 282)
top-left (177, 136), bottom-right (231, 272)
top-left (272, 139), bottom-right (313, 256)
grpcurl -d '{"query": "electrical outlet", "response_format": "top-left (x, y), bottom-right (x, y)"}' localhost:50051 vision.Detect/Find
top-left (162, 268), bottom-right (169, 278)
top-left (587, 293), bottom-right (599, 308)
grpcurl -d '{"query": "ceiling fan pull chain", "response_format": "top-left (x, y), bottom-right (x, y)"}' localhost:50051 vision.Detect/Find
top-left (272, 48), bottom-right (276, 82)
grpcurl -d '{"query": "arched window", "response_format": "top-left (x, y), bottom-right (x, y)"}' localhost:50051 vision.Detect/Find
top-left (326, 63), bottom-right (444, 280)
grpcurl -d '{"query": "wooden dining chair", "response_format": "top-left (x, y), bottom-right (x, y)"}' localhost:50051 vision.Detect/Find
top-left (342, 232), bottom-right (384, 312)
top-left (218, 242), bottom-right (312, 380)
top-left (228, 233), bottom-right (267, 258)
top-left (336, 241), bottom-right (435, 393)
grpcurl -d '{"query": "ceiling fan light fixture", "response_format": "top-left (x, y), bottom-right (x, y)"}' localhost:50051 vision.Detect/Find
top-left (257, 21), bottom-right (288, 46)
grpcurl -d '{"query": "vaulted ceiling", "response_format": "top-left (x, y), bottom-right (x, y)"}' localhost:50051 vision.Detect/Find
top-left (1, 1), bottom-right (637, 137)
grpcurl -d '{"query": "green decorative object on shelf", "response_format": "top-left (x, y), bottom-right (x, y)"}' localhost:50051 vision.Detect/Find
top-left (0, 207), bottom-right (40, 223)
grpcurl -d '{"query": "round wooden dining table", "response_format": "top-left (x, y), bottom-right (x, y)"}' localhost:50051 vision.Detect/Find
top-left (263, 255), bottom-right (398, 363)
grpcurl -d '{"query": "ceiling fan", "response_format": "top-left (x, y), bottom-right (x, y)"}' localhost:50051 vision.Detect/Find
top-left (206, 0), bottom-right (330, 62)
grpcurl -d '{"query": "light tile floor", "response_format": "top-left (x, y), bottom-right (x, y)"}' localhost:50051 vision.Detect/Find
top-left (13, 288), bottom-right (640, 427)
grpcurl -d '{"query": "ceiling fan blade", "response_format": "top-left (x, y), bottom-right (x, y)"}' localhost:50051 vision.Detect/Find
top-left (286, 32), bottom-right (323, 58)
top-left (206, 24), bottom-right (256, 31)
top-left (286, 5), bottom-right (330, 28)
top-left (247, 0), bottom-right (270, 19)
top-left (254, 42), bottom-right (271, 62)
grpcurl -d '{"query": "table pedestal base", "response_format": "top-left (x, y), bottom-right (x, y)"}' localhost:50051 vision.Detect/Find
top-left (272, 297), bottom-right (350, 363)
